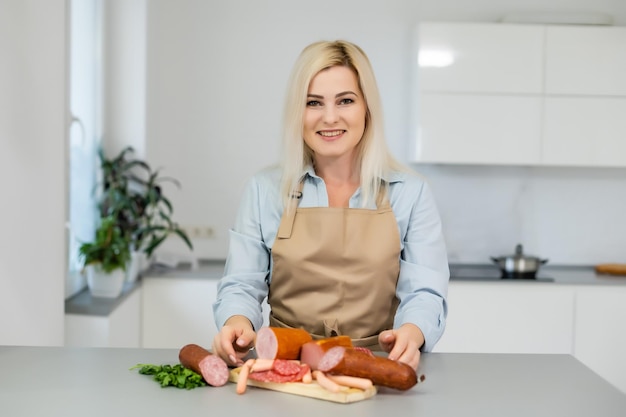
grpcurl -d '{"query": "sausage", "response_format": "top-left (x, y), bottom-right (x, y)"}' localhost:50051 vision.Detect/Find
top-left (178, 344), bottom-right (229, 387)
top-left (326, 374), bottom-right (374, 391)
top-left (236, 362), bottom-right (251, 394)
top-left (251, 358), bottom-right (275, 373)
top-left (300, 335), bottom-right (353, 370)
top-left (312, 370), bottom-right (341, 393)
top-left (255, 327), bottom-right (313, 360)
top-left (317, 346), bottom-right (418, 390)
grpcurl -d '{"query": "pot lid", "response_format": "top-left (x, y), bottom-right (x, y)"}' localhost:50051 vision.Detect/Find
top-left (500, 244), bottom-right (540, 260)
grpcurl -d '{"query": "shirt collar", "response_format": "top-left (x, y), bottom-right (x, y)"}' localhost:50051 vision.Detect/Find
top-left (303, 165), bottom-right (405, 184)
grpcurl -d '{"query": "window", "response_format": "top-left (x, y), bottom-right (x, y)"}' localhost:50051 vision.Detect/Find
top-left (66, 0), bottom-right (102, 298)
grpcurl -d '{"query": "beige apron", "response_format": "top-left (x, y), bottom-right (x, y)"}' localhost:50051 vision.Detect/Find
top-left (269, 183), bottom-right (401, 349)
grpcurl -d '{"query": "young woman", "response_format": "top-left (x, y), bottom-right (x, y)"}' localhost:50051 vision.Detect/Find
top-left (212, 40), bottom-right (449, 371)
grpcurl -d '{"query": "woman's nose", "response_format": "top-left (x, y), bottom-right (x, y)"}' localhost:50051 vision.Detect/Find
top-left (322, 105), bottom-right (339, 123)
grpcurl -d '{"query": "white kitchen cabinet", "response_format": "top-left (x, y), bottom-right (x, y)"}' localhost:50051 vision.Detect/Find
top-left (141, 276), bottom-right (270, 349)
top-left (415, 22), bottom-right (544, 166)
top-left (433, 282), bottom-right (575, 354)
top-left (574, 286), bottom-right (626, 394)
top-left (141, 277), bottom-right (220, 349)
top-left (416, 93), bottom-right (543, 165)
top-left (65, 287), bottom-right (142, 348)
top-left (414, 22), bottom-right (626, 168)
top-left (545, 26), bottom-right (626, 96)
top-left (417, 22), bottom-right (544, 94)
top-left (542, 97), bottom-right (626, 167)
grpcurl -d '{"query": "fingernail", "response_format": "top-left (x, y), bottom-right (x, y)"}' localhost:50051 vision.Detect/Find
top-left (229, 355), bottom-right (237, 363)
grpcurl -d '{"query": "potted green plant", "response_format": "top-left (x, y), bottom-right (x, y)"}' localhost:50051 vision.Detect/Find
top-left (78, 215), bottom-right (131, 298)
top-left (97, 146), bottom-right (193, 282)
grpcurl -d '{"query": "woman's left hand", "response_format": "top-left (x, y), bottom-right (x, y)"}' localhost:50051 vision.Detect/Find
top-left (378, 323), bottom-right (425, 370)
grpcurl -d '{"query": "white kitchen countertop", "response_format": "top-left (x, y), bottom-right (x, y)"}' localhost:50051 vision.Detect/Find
top-left (450, 263), bottom-right (626, 285)
top-left (144, 260), bottom-right (626, 286)
top-left (1, 346), bottom-right (624, 417)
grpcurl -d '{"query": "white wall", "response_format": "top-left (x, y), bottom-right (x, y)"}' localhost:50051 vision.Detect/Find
top-left (103, 0), bottom-right (147, 159)
top-left (0, 0), bottom-right (66, 346)
top-left (142, 0), bottom-right (626, 265)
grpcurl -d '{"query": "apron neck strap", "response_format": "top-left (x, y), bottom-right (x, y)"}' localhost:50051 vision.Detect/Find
top-left (277, 181), bottom-right (304, 239)
top-left (277, 180), bottom-right (390, 238)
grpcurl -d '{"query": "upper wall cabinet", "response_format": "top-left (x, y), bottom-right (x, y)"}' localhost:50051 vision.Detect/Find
top-left (418, 23), bottom-right (544, 94)
top-left (542, 26), bottom-right (626, 167)
top-left (413, 22), bottom-right (626, 167)
top-left (418, 93), bottom-right (543, 165)
top-left (414, 22), bottom-right (544, 165)
top-left (542, 98), bottom-right (626, 167)
top-left (545, 26), bottom-right (626, 96)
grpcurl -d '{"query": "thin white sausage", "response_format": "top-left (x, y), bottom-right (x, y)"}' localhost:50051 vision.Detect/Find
top-left (250, 358), bottom-right (274, 373)
top-left (302, 368), bottom-right (313, 384)
top-left (326, 374), bottom-right (373, 390)
top-left (236, 363), bottom-right (251, 394)
top-left (312, 370), bottom-right (341, 393)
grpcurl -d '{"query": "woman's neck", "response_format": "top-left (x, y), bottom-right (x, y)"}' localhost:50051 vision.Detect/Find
top-left (314, 155), bottom-right (360, 207)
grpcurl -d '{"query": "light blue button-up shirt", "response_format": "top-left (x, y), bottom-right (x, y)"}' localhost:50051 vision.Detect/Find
top-left (213, 166), bottom-right (449, 351)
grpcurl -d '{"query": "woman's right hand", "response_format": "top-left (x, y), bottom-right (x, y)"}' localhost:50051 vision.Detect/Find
top-left (212, 315), bottom-right (257, 367)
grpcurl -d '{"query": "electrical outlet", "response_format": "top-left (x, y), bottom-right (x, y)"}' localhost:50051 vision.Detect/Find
top-left (182, 225), bottom-right (215, 239)
top-left (199, 226), bottom-right (215, 238)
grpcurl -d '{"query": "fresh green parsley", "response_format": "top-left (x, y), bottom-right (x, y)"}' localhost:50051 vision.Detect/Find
top-left (130, 364), bottom-right (207, 389)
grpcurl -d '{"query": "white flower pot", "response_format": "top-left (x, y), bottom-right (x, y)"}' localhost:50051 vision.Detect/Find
top-left (86, 265), bottom-right (125, 298)
top-left (126, 251), bottom-right (140, 284)
top-left (126, 251), bottom-right (150, 283)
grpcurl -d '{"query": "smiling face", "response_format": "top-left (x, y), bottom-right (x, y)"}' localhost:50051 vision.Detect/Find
top-left (302, 65), bottom-right (367, 165)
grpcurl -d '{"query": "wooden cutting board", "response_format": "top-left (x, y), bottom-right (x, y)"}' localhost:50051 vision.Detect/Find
top-left (595, 263), bottom-right (626, 276)
top-left (228, 368), bottom-right (377, 403)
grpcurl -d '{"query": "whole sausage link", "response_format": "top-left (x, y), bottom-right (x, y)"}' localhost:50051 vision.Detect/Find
top-left (178, 344), bottom-right (229, 387)
top-left (326, 374), bottom-right (373, 390)
top-left (313, 370), bottom-right (342, 393)
top-left (236, 363), bottom-right (251, 395)
top-left (251, 358), bottom-right (275, 373)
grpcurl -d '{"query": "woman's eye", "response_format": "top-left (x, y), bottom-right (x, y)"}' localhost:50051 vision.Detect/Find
top-left (339, 98), bottom-right (354, 105)
top-left (306, 100), bottom-right (321, 107)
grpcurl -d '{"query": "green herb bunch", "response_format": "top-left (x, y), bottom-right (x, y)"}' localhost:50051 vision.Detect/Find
top-left (130, 364), bottom-right (207, 389)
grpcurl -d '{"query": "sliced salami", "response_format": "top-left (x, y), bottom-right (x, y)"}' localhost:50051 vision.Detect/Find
top-left (248, 370), bottom-right (298, 383)
top-left (353, 346), bottom-right (374, 357)
top-left (248, 362), bottom-right (310, 383)
top-left (294, 363), bottom-right (311, 381)
top-left (272, 359), bottom-right (302, 376)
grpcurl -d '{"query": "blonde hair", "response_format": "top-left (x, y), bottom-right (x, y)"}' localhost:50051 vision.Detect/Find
top-left (279, 40), bottom-right (404, 208)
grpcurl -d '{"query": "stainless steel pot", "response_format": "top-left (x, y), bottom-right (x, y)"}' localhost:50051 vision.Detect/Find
top-left (490, 244), bottom-right (548, 277)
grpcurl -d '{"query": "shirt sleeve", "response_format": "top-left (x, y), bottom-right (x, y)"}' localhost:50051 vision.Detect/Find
top-left (212, 176), bottom-right (271, 331)
top-left (393, 178), bottom-right (450, 352)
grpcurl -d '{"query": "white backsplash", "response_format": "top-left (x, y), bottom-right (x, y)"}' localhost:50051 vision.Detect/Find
top-left (414, 164), bottom-right (626, 265)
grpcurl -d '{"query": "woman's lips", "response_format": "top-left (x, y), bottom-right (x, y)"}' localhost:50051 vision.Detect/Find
top-left (318, 130), bottom-right (345, 141)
